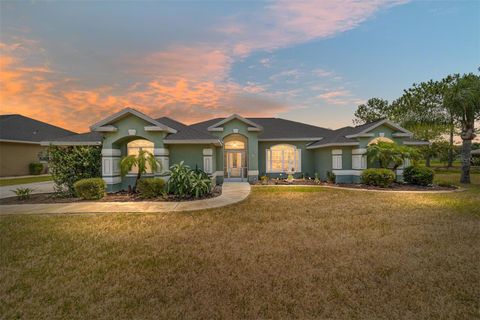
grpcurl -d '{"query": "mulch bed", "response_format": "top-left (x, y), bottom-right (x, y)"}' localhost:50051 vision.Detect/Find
top-left (0, 186), bottom-right (222, 205)
top-left (252, 179), bottom-right (457, 191)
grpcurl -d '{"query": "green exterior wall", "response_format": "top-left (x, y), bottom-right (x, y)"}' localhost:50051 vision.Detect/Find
top-left (168, 144), bottom-right (213, 171)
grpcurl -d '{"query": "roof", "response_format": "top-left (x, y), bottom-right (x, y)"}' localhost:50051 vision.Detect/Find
top-left (40, 131), bottom-right (103, 146)
top-left (0, 114), bottom-right (75, 143)
top-left (159, 117), bottom-right (221, 143)
top-left (191, 117), bottom-right (333, 140)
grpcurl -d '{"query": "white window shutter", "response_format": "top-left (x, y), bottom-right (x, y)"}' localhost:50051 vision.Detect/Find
top-left (361, 155), bottom-right (367, 169)
top-left (352, 155), bottom-right (360, 169)
top-left (332, 155), bottom-right (342, 170)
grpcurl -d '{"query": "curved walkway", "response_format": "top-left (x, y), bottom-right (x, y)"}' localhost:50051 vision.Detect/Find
top-left (0, 182), bottom-right (251, 215)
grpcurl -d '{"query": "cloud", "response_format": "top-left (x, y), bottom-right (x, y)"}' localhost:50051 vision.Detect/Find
top-left (317, 89), bottom-right (364, 105)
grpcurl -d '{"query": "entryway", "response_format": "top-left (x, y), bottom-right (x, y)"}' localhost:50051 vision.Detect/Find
top-left (223, 134), bottom-right (248, 182)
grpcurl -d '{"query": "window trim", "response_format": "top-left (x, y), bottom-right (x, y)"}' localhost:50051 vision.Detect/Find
top-left (266, 144), bottom-right (301, 173)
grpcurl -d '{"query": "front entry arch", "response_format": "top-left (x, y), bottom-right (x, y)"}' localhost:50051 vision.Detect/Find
top-left (223, 134), bottom-right (247, 181)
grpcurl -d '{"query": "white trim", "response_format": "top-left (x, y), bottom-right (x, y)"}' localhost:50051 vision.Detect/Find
top-left (248, 170), bottom-right (259, 176)
top-left (332, 170), bottom-right (363, 176)
top-left (212, 171), bottom-right (224, 177)
top-left (0, 139), bottom-right (41, 145)
top-left (403, 141), bottom-right (430, 146)
top-left (396, 169), bottom-right (404, 175)
top-left (331, 149), bottom-right (343, 155)
top-left (247, 127), bottom-right (262, 132)
top-left (346, 119), bottom-right (413, 138)
top-left (307, 142), bottom-right (359, 149)
top-left (352, 148), bottom-right (367, 155)
top-left (265, 144), bottom-right (301, 173)
top-left (101, 149), bottom-right (121, 157)
top-left (154, 148), bottom-right (169, 156)
top-left (164, 139), bottom-right (222, 145)
top-left (90, 107), bottom-right (177, 133)
top-left (128, 129), bottom-right (137, 136)
top-left (392, 132), bottom-right (412, 137)
top-left (352, 154), bottom-right (367, 170)
top-left (259, 137), bottom-right (324, 142)
top-left (144, 126), bottom-right (168, 132)
top-left (94, 125), bottom-right (117, 132)
top-left (103, 176), bottom-right (122, 184)
top-left (345, 133), bottom-right (374, 138)
top-left (332, 154), bottom-right (342, 170)
top-left (208, 127), bottom-right (224, 132)
top-left (203, 148), bottom-right (213, 156)
top-left (207, 114), bottom-right (263, 131)
top-left (203, 156), bottom-right (213, 174)
top-left (40, 141), bottom-right (102, 146)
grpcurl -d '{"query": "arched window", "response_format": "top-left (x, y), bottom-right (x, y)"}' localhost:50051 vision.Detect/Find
top-left (127, 139), bottom-right (154, 173)
top-left (266, 144), bottom-right (301, 173)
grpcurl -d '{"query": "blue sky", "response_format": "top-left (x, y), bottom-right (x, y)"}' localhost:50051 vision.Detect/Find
top-left (0, 0), bottom-right (478, 132)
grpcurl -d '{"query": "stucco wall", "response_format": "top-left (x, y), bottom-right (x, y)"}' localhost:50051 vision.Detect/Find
top-left (168, 144), bottom-right (213, 171)
top-left (0, 142), bottom-right (46, 177)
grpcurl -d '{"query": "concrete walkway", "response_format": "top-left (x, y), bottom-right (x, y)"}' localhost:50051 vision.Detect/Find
top-left (0, 182), bottom-right (251, 215)
top-left (0, 181), bottom-right (55, 199)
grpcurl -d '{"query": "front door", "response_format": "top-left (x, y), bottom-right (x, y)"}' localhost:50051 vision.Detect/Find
top-left (225, 151), bottom-right (246, 179)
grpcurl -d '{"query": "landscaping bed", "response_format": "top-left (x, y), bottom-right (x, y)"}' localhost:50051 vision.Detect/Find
top-left (0, 185), bottom-right (222, 205)
top-left (252, 179), bottom-right (457, 191)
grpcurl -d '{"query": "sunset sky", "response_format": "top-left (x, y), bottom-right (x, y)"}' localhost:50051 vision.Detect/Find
top-left (0, 1), bottom-right (478, 133)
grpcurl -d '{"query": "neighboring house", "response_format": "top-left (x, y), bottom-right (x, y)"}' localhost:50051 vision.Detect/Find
top-left (42, 108), bottom-right (428, 192)
top-left (0, 114), bottom-right (76, 177)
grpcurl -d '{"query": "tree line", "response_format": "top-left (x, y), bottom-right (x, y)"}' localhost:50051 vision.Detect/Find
top-left (353, 73), bottom-right (480, 184)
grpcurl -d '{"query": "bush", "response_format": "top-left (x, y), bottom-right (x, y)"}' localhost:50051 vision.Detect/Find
top-left (74, 178), bottom-right (106, 200)
top-left (326, 171), bottom-right (336, 183)
top-left (48, 146), bottom-right (102, 196)
top-left (13, 187), bottom-right (33, 200)
top-left (167, 161), bottom-right (212, 198)
top-left (361, 168), bottom-right (396, 187)
top-left (436, 180), bottom-right (455, 188)
top-left (137, 178), bottom-right (165, 198)
top-left (29, 162), bottom-right (44, 175)
top-left (260, 175), bottom-right (268, 185)
top-left (403, 165), bottom-right (434, 186)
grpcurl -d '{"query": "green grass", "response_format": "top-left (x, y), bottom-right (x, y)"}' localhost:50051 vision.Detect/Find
top-left (0, 175), bottom-right (52, 187)
top-left (0, 173), bottom-right (479, 319)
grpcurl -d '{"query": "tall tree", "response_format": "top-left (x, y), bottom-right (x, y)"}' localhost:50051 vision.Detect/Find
top-left (444, 73), bottom-right (480, 184)
top-left (353, 98), bottom-right (390, 125)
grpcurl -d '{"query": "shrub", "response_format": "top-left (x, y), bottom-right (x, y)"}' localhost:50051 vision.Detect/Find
top-left (47, 146), bottom-right (102, 196)
top-left (326, 171), bottom-right (336, 183)
top-left (361, 168), bottom-right (396, 187)
top-left (167, 161), bottom-right (213, 198)
top-left (260, 175), bottom-right (269, 185)
top-left (13, 187), bottom-right (33, 200)
top-left (287, 174), bottom-right (294, 182)
top-left (29, 162), bottom-right (44, 175)
top-left (436, 180), bottom-right (455, 188)
top-left (137, 178), bottom-right (165, 198)
top-left (314, 173), bottom-right (320, 184)
top-left (403, 165), bottom-right (434, 186)
top-left (74, 178), bottom-right (106, 200)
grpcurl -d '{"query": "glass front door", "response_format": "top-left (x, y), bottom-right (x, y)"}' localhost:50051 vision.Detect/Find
top-left (225, 151), bottom-right (246, 178)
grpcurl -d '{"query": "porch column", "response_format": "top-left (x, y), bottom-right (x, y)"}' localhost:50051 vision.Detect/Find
top-left (154, 148), bottom-right (169, 177)
top-left (102, 148), bottom-right (122, 191)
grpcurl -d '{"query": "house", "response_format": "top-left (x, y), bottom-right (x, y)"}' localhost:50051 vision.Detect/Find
top-left (42, 108), bottom-right (428, 192)
top-left (0, 114), bottom-right (75, 177)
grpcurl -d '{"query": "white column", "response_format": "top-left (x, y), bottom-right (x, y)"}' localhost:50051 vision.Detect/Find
top-left (203, 148), bottom-right (213, 174)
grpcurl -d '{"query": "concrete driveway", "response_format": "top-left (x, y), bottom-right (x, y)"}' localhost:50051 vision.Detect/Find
top-left (0, 181), bottom-right (55, 199)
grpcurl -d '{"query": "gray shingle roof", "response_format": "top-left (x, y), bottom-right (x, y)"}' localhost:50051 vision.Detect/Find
top-left (0, 114), bottom-right (76, 143)
top-left (41, 131), bottom-right (104, 145)
top-left (158, 117), bottom-right (219, 141)
top-left (190, 117), bottom-right (333, 140)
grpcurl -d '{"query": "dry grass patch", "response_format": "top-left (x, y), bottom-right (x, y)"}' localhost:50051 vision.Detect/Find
top-left (1, 174), bottom-right (479, 319)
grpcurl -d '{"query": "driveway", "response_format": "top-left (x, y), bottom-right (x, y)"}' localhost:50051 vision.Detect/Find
top-left (0, 181), bottom-right (55, 199)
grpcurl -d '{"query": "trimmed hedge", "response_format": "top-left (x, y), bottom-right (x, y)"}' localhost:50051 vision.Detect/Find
top-left (361, 168), bottom-right (396, 188)
top-left (403, 165), bottom-right (434, 186)
top-left (74, 178), bottom-right (106, 200)
top-left (137, 178), bottom-right (165, 198)
top-left (29, 162), bottom-right (44, 175)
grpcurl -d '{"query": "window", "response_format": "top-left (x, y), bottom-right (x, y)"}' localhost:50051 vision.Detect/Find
top-left (332, 149), bottom-right (342, 170)
top-left (266, 144), bottom-right (301, 173)
top-left (352, 155), bottom-right (367, 169)
top-left (224, 140), bottom-right (245, 150)
top-left (127, 139), bottom-right (154, 174)
top-left (203, 156), bottom-right (213, 174)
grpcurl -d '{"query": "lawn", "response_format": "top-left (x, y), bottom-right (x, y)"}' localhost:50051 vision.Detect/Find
top-left (0, 175), bottom-right (52, 187)
top-left (1, 173), bottom-right (479, 319)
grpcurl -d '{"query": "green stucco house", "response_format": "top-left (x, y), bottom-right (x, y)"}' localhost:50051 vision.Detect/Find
top-left (43, 108), bottom-right (428, 192)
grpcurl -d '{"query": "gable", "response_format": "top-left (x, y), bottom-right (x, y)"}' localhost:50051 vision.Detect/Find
top-left (207, 114), bottom-right (262, 132)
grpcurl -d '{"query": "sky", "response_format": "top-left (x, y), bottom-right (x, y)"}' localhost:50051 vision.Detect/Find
top-left (0, 0), bottom-right (479, 133)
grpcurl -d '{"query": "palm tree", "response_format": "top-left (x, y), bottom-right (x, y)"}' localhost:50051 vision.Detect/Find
top-left (120, 150), bottom-right (159, 192)
top-left (367, 142), bottom-right (419, 171)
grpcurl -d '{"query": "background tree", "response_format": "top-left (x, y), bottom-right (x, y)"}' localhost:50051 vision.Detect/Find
top-left (444, 73), bottom-right (480, 183)
top-left (120, 150), bottom-right (159, 192)
top-left (353, 98), bottom-right (391, 125)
